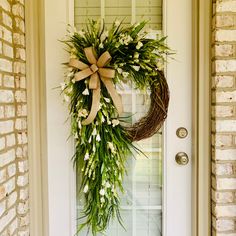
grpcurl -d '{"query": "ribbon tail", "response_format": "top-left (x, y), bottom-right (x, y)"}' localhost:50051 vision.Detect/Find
top-left (82, 80), bottom-right (101, 125)
top-left (89, 72), bottom-right (99, 89)
top-left (101, 77), bottom-right (123, 115)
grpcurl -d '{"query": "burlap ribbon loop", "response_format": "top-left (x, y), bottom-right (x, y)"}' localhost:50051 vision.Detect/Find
top-left (69, 47), bottom-right (123, 125)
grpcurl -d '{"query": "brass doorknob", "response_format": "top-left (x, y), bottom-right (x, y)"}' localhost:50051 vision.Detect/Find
top-left (175, 152), bottom-right (189, 165)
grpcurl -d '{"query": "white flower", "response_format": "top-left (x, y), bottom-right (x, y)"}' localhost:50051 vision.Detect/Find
top-left (70, 54), bottom-right (77, 59)
top-left (118, 175), bottom-right (122, 181)
top-left (66, 71), bottom-right (74, 79)
top-left (104, 97), bottom-right (110, 103)
top-left (112, 119), bottom-right (120, 127)
top-left (114, 20), bottom-right (120, 26)
top-left (92, 145), bottom-right (96, 152)
top-left (119, 37), bottom-right (124, 45)
top-left (124, 35), bottom-right (133, 45)
top-left (132, 66), bottom-right (140, 71)
top-left (117, 68), bottom-right (123, 74)
top-left (119, 34), bottom-right (133, 45)
top-left (107, 119), bottom-right (111, 125)
top-left (96, 134), bottom-right (101, 142)
top-left (78, 30), bottom-right (85, 37)
top-left (111, 186), bottom-right (115, 193)
top-left (99, 188), bottom-right (105, 196)
top-left (64, 95), bottom-right (70, 102)
top-left (105, 182), bottom-right (111, 188)
top-left (107, 142), bottom-right (116, 154)
top-left (122, 72), bottom-right (129, 78)
top-left (115, 42), bottom-right (120, 48)
top-left (101, 115), bottom-right (105, 123)
top-left (82, 88), bottom-right (89, 95)
top-left (74, 132), bottom-right (78, 139)
top-left (83, 185), bottom-right (89, 193)
top-left (99, 43), bottom-right (104, 49)
top-left (76, 100), bottom-right (81, 106)
top-left (92, 128), bottom-right (97, 136)
top-left (124, 38), bottom-right (132, 45)
top-left (78, 109), bottom-right (88, 117)
top-left (134, 52), bottom-right (139, 59)
top-left (67, 86), bottom-right (73, 94)
top-left (78, 120), bottom-right (82, 129)
top-left (136, 41), bottom-right (143, 49)
top-left (157, 61), bottom-right (164, 70)
top-left (60, 82), bottom-right (66, 91)
top-left (70, 47), bottom-right (77, 54)
top-left (98, 103), bottom-right (102, 110)
top-left (84, 152), bottom-right (89, 161)
top-left (66, 25), bottom-right (77, 37)
top-left (100, 197), bottom-right (105, 203)
top-left (101, 31), bottom-right (109, 41)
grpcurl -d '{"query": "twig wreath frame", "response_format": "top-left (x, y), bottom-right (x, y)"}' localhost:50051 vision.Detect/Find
top-left (61, 20), bottom-right (170, 235)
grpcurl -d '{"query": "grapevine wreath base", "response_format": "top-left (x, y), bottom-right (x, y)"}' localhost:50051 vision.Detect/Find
top-left (126, 70), bottom-right (169, 141)
top-left (61, 20), bottom-right (170, 235)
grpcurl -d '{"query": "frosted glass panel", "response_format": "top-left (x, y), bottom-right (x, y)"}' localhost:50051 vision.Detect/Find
top-left (74, 0), bottom-right (162, 30)
top-left (136, 0), bottom-right (162, 30)
top-left (105, 0), bottom-right (131, 26)
top-left (74, 0), bottom-right (101, 28)
top-left (136, 210), bottom-right (162, 236)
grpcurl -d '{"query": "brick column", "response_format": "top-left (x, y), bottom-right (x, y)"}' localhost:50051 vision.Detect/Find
top-left (0, 0), bottom-right (29, 235)
top-left (212, 0), bottom-right (236, 235)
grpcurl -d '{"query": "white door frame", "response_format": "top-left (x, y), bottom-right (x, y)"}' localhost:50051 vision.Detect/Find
top-left (25, 0), bottom-right (211, 235)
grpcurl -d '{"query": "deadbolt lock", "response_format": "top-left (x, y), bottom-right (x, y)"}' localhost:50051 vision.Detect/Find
top-left (176, 127), bottom-right (188, 139)
top-left (175, 152), bottom-right (189, 165)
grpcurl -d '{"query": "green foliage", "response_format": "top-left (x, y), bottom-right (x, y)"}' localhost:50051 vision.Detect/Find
top-left (61, 20), bottom-right (170, 235)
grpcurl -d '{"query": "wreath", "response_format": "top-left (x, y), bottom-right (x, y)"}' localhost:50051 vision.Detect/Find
top-left (61, 20), bottom-right (170, 235)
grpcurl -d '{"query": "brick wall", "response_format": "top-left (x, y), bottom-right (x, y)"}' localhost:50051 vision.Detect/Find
top-left (0, 0), bottom-right (29, 235)
top-left (212, 0), bottom-right (236, 235)
top-left (1, 0), bottom-right (236, 235)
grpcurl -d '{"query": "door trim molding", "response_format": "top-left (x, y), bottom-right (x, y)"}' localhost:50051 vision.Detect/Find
top-left (26, 0), bottom-right (212, 235)
top-left (25, 0), bottom-right (49, 236)
top-left (192, 0), bottom-right (211, 235)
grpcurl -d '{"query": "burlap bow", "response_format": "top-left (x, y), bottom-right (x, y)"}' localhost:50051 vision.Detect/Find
top-left (69, 47), bottom-right (123, 125)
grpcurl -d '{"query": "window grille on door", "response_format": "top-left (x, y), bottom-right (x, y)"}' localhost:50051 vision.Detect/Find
top-left (75, 0), bottom-right (162, 29)
top-left (75, 1), bottom-right (163, 235)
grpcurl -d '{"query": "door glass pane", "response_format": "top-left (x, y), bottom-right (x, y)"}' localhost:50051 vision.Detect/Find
top-left (74, 1), bottom-right (163, 235)
top-left (105, 0), bottom-right (131, 26)
top-left (74, 0), bottom-right (101, 28)
top-left (136, 0), bottom-right (162, 30)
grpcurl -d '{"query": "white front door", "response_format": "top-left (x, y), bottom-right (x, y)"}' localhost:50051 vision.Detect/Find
top-left (42, 0), bottom-right (192, 236)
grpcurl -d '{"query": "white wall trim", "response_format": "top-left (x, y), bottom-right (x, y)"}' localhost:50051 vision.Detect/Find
top-left (25, 0), bottom-right (49, 235)
top-left (192, 0), bottom-right (211, 235)
top-left (26, 0), bottom-right (77, 235)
